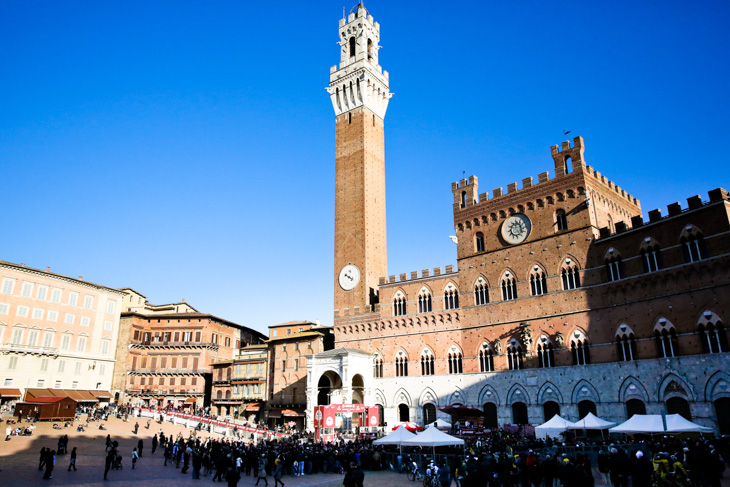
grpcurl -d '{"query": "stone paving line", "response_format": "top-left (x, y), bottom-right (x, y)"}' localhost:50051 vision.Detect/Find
top-left (2, 415), bottom-right (728, 487)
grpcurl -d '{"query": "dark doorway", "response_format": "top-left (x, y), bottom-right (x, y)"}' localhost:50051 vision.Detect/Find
top-left (398, 404), bottom-right (410, 422)
top-left (625, 399), bottom-right (646, 418)
top-left (423, 404), bottom-right (436, 425)
top-left (317, 376), bottom-right (331, 405)
top-left (543, 401), bottom-right (560, 421)
top-left (714, 398), bottom-right (730, 435)
top-left (577, 400), bottom-right (597, 418)
top-left (512, 402), bottom-right (528, 425)
top-left (666, 397), bottom-right (692, 420)
top-left (483, 402), bottom-right (498, 428)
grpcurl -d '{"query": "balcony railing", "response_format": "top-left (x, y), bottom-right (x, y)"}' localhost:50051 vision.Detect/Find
top-left (131, 339), bottom-right (218, 348)
top-left (1, 342), bottom-right (59, 356)
top-left (126, 388), bottom-right (204, 396)
top-left (130, 368), bottom-right (208, 375)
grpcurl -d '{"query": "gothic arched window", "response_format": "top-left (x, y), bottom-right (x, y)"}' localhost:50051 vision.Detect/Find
top-left (537, 337), bottom-right (554, 368)
top-left (502, 273), bottom-right (517, 301)
top-left (420, 349), bottom-right (435, 376)
top-left (393, 292), bottom-right (407, 316)
top-left (444, 286), bottom-right (459, 310)
top-left (556, 209), bottom-right (568, 231)
top-left (530, 268), bottom-right (548, 296)
top-left (616, 325), bottom-right (637, 362)
top-left (571, 333), bottom-right (591, 365)
top-left (349, 37), bottom-right (356, 58)
top-left (507, 340), bottom-right (523, 370)
top-left (562, 264), bottom-right (581, 290)
top-left (475, 278), bottom-right (489, 305)
top-left (479, 343), bottom-right (494, 372)
top-left (654, 319), bottom-right (679, 358)
top-left (475, 232), bottom-right (485, 252)
top-left (447, 347), bottom-right (463, 374)
top-left (418, 289), bottom-right (432, 314)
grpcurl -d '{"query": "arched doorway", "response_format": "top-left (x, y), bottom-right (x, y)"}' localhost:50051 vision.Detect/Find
top-left (577, 400), bottom-right (597, 418)
top-left (317, 371), bottom-right (343, 405)
top-left (423, 403), bottom-right (436, 425)
top-left (714, 398), bottom-right (730, 435)
top-left (625, 399), bottom-right (646, 418)
top-left (351, 375), bottom-right (364, 403)
top-left (512, 402), bottom-right (528, 425)
top-left (666, 397), bottom-right (692, 420)
top-left (543, 401), bottom-right (560, 421)
top-left (483, 403), bottom-right (498, 429)
top-left (398, 404), bottom-right (410, 422)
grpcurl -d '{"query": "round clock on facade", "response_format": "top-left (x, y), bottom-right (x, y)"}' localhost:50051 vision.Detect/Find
top-left (338, 264), bottom-right (361, 291)
top-left (501, 214), bottom-right (532, 244)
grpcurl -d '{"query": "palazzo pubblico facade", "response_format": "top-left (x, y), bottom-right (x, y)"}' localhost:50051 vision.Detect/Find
top-left (306, 5), bottom-right (730, 435)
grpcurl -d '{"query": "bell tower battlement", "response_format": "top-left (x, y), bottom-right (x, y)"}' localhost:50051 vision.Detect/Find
top-left (326, 4), bottom-right (392, 119)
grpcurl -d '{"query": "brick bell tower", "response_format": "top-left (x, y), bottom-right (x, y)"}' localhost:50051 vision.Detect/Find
top-left (328, 4), bottom-right (392, 316)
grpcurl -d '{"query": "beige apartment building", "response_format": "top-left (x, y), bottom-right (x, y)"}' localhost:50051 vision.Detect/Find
top-left (0, 260), bottom-right (124, 399)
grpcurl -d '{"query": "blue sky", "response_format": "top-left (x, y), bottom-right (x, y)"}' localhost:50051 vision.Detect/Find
top-left (2, 1), bottom-right (728, 334)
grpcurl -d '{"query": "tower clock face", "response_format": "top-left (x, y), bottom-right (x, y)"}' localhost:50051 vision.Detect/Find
top-left (338, 264), bottom-right (361, 291)
top-left (501, 214), bottom-right (532, 244)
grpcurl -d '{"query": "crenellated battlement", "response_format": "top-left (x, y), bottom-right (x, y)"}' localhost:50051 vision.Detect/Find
top-left (597, 187), bottom-right (729, 239)
top-left (452, 176), bottom-right (478, 208)
top-left (378, 264), bottom-right (457, 287)
top-left (452, 135), bottom-right (639, 215)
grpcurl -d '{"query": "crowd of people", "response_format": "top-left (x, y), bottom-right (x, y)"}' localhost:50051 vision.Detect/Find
top-left (7, 403), bottom-right (727, 487)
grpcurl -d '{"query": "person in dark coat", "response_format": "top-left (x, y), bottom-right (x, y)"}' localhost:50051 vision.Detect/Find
top-left (226, 465), bottom-right (242, 487)
top-left (68, 447), bottom-right (78, 471)
top-left (608, 448), bottom-right (630, 487)
top-left (39, 447), bottom-right (47, 471)
top-left (42, 449), bottom-right (55, 479)
top-left (137, 438), bottom-right (144, 457)
top-left (151, 434), bottom-right (158, 454)
top-left (632, 450), bottom-right (653, 487)
top-left (104, 449), bottom-right (114, 480)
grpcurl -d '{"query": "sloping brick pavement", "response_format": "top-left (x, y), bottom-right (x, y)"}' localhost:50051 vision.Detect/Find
top-left (2, 415), bottom-right (728, 487)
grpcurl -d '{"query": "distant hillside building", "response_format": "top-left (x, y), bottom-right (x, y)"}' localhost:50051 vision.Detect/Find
top-left (307, 5), bottom-right (730, 435)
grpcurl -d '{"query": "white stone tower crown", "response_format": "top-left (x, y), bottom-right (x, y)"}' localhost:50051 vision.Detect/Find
top-left (326, 4), bottom-right (392, 119)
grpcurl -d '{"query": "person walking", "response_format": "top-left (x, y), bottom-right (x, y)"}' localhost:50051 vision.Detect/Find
top-left (151, 433), bottom-right (158, 454)
top-left (104, 449), bottom-right (114, 480)
top-left (133, 422), bottom-right (139, 434)
top-left (274, 458), bottom-right (285, 487)
top-left (42, 449), bottom-right (55, 479)
top-left (256, 455), bottom-right (268, 486)
top-left (68, 447), bottom-right (78, 471)
top-left (39, 447), bottom-right (47, 471)
top-left (105, 434), bottom-right (112, 451)
top-left (131, 447), bottom-right (139, 469)
top-left (137, 438), bottom-right (144, 457)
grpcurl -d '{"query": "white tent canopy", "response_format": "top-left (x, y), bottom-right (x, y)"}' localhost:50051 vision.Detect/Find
top-left (373, 424), bottom-right (417, 445)
top-left (568, 412), bottom-right (616, 430)
top-left (534, 415), bottom-right (575, 439)
top-left (609, 414), bottom-right (665, 433)
top-left (610, 414), bottom-right (712, 434)
top-left (401, 424), bottom-right (464, 447)
top-left (665, 414), bottom-right (713, 433)
top-left (427, 419), bottom-right (452, 429)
